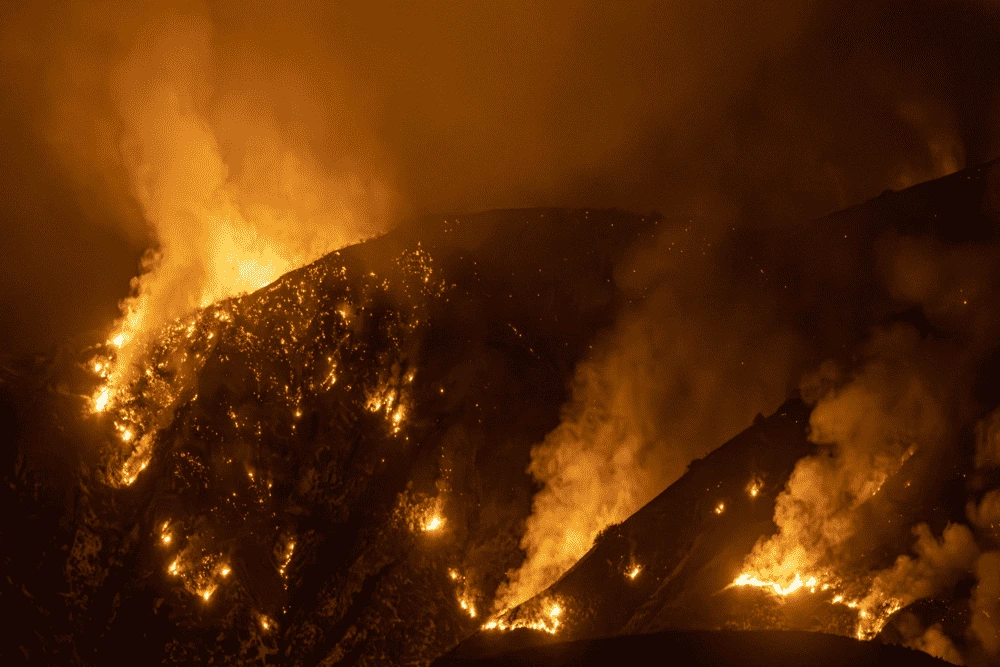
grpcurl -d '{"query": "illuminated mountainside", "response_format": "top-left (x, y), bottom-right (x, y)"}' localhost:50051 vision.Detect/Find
top-left (1, 208), bottom-right (659, 665)
top-left (443, 161), bottom-right (1000, 667)
top-left (3, 161), bottom-right (1000, 666)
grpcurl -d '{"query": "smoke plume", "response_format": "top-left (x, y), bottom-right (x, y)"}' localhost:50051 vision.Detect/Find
top-left (495, 220), bottom-right (805, 610)
top-left (98, 8), bottom-right (392, 393)
top-left (740, 326), bottom-right (954, 589)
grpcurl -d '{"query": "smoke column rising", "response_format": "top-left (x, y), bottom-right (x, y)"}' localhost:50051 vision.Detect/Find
top-left (95, 8), bottom-right (394, 397)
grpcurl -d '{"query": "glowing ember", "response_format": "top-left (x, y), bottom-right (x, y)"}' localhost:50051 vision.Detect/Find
top-left (714, 502), bottom-right (725, 515)
top-left (424, 516), bottom-right (444, 532)
top-left (278, 539), bottom-right (296, 577)
top-left (747, 478), bottom-right (762, 498)
top-left (626, 564), bottom-right (642, 580)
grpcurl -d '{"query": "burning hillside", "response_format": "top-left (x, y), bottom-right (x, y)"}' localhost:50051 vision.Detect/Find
top-left (4, 165), bottom-right (1000, 667)
top-left (6, 3), bottom-right (1000, 666)
top-left (2, 208), bottom-right (660, 665)
top-left (443, 161), bottom-right (1000, 667)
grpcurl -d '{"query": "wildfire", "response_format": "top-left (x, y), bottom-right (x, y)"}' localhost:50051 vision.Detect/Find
top-left (729, 569), bottom-right (900, 640)
top-left (483, 599), bottom-right (565, 635)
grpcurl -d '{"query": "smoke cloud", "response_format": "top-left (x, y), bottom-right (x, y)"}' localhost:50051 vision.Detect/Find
top-left (495, 219), bottom-right (807, 609)
top-left (740, 326), bottom-right (954, 590)
top-left (4, 0), bottom-right (1000, 355)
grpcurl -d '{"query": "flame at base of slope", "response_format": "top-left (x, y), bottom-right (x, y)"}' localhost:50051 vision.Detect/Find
top-left (482, 597), bottom-right (566, 635)
top-left (729, 569), bottom-right (903, 641)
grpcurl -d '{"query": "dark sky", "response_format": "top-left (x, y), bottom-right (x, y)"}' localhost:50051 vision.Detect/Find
top-left (1, 0), bottom-right (999, 357)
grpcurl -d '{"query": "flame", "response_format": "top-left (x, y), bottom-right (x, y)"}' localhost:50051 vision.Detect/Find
top-left (459, 598), bottom-right (477, 618)
top-left (277, 538), bottom-right (296, 577)
top-left (482, 597), bottom-right (566, 635)
top-left (730, 572), bottom-right (818, 596)
top-left (93, 386), bottom-right (110, 413)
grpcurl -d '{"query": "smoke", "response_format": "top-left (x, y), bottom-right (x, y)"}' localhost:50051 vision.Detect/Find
top-left (864, 522), bottom-right (979, 614)
top-left (907, 623), bottom-right (966, 666)
top-left (741, 326), bottom-right (953, 588)
top-left (722, 227), bottom-right (1000, 662)
top-left (966, 410), bottom-right (1000, 660)
top-left (4, 0), bottom-right (1000, 355)
top-left (43, 4), bottom-right (394, 393)
top-left (968, 551), bottom-right (1000, 658)
top-left (496, 198), bottom-right (1000, 611)
top-left (494, 220), bottom-right (805, 610)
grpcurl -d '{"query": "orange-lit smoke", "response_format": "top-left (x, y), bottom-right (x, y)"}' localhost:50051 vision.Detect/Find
top-left (495, 224), bottom-right (801, 611)
top-left (738, 328), bottom-right (949, 592)
top-left (82, 8), bottom-right (392, 403)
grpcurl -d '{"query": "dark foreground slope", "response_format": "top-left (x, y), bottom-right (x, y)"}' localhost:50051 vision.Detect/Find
top-left (435, 629), bottom-right (949, 667)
